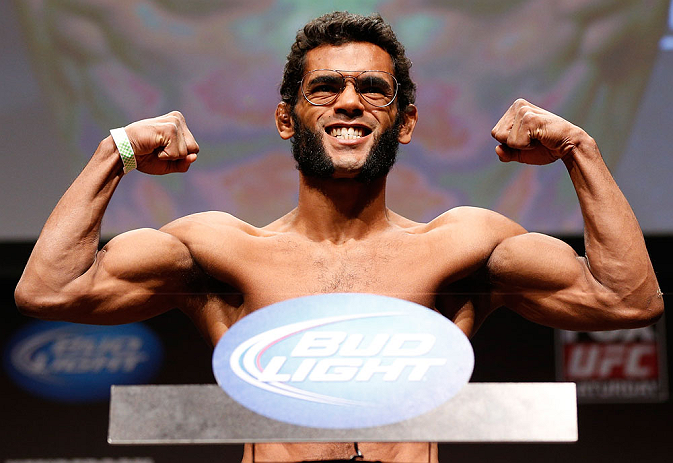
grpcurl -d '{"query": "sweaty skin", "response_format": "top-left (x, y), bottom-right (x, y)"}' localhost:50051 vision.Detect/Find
top-left (15, 43), bottom-right (662, 463)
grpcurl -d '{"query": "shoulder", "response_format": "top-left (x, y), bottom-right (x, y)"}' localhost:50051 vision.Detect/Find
top-left (160, 211), bottom-right (263, 243)
top-left (101, 212), bottom-right (258, 272)
top-left (426, 206), bottom-right (526, 239)
top-left (157, 211), bottom-right (278, 271)
top-left (162, 211), bottom-right (253, 231)
top-left (389, 206), bottom-right (528, 267)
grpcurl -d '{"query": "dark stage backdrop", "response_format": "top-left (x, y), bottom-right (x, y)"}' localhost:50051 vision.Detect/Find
top-left (2, 237), bottom-right (671, 463)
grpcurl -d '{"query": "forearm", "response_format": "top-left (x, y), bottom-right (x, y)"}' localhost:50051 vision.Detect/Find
top-left (564, 134), bottom-right (662, 315)
top-left (16, 136), bottom-right (124, 308)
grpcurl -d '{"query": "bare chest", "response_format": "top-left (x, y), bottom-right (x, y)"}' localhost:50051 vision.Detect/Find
top-left (247, 242), bottom-right (428, 301)
top-left (226, 232), bottom-right (483, 312)
top-left (186, 230), bottom-right (490, 344)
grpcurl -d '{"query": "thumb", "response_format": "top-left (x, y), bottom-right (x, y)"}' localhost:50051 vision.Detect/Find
top-left (495, 144), bottom-right (518, 163)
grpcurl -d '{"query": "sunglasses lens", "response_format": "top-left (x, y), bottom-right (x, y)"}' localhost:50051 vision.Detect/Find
top-left (301, 70), bottom-right (398, 107)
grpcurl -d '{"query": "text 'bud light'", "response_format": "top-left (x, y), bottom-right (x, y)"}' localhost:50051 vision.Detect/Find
top-left (213, 293), bottom-right (474, 429)
top-left (3, 321), bottom-right (163, 402)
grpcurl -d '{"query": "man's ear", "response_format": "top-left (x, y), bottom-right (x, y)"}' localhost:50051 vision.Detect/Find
top-left (275, 102), bottom-right (295, 140)
top-left (397, 104), bottom-right (418, 144)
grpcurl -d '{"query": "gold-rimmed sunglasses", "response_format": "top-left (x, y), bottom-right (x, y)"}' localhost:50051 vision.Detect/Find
top-left (300, 69), bottom-right (399, 108)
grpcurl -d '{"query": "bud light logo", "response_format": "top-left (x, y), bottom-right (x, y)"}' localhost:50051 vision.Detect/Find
top-left (3, 321), bottom-right (163, 402)
top-left (213, 294), bottom-right (473, 428)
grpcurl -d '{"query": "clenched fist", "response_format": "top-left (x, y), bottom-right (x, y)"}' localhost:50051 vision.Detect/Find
top-left (491, 99), bottom-right (593, 165)
top-left (122, 111), bottom-right (200, 175)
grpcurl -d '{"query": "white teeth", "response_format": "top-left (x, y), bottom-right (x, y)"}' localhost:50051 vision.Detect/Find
top-left (329, 127), bottom-right (365, 139)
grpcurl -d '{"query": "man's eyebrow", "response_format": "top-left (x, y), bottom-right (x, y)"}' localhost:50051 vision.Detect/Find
top-left (359, 75), bottom-right (392, 90)
top-left (307, 74), bottom-right (342, 84)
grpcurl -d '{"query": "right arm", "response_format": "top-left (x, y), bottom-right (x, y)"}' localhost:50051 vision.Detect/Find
top-left (14, 112), bottom-right (200, 324)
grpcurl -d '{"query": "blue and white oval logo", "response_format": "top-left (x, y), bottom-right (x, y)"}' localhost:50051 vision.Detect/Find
top-left (3, 321), bottom-right (163, 402)
top-left (213, 294), bottom-right (474, 429)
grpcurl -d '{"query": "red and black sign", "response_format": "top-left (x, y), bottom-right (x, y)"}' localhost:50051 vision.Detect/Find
top-left (556, 319), bottom-right (668, 402)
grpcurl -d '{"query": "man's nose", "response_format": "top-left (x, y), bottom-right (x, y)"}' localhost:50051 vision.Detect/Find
top-left (333, 79), bottom-right (365, 115)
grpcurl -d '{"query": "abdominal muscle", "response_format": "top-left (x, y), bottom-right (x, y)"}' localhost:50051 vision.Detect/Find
top-left (242, 442), bottom-right (437, 462)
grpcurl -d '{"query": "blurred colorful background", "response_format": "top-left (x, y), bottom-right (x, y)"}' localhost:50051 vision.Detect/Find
top-left (3, 0), bottom-right (672, 238)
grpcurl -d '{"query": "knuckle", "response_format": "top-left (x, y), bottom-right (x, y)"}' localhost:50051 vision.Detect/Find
top-left (521, 110), bottom-right (538, 126)
top-left (168, 110), bottom-right (185, 124)
top-left (506, 133), bottom-right (517, 147)
top-left (167, 114), bottom-right (180, 126)
top-left (162, 120), bottom-right (179, 136)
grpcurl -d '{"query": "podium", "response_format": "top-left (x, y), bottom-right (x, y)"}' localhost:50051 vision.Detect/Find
top-left (109, 297), bottom-right (578, 447)
top-left (108, 383), bottom-right (577, 444)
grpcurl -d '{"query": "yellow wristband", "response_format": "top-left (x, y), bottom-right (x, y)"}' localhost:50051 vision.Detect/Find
top-left (110, 127), bottom-right (137, 174)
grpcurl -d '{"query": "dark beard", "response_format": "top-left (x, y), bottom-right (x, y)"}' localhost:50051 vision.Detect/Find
top-left (290, 113), bottom-right (401, 183)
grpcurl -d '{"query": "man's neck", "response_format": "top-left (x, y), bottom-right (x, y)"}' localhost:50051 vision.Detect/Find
top-left (291, 173), bottom-right (392, 243)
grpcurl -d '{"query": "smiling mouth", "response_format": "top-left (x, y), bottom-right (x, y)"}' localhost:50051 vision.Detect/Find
top-left (327, 126), bottom-right (372, 140)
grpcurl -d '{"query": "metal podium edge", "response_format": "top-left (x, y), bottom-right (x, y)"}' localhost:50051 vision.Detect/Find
top-left (108, 383), bottom-right (577, 444)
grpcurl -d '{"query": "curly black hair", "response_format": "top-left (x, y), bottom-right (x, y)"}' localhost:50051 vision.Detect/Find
top-left (280, 12), bottom-right (416, 111)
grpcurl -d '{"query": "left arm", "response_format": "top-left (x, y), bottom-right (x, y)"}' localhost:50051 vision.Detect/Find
top-left (487, 99), bottom-right (663, 330)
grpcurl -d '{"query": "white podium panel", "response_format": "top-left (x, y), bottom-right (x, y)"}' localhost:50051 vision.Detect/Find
top-left (108, 383), bottom-right (577, 444)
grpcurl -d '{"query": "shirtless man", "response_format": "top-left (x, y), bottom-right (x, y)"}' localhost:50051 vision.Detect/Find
top-left (15, 12), bottom-right (663, 463)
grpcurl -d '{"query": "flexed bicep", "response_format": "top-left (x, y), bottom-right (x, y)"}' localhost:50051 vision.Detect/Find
top-left (486, 232), bottom-right (653, 331)
top-left (19, 228), bottom-right (198, 325)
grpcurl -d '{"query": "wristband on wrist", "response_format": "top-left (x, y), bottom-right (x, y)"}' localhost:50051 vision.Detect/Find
top-left (110, 127), bottom-right (137, 174)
